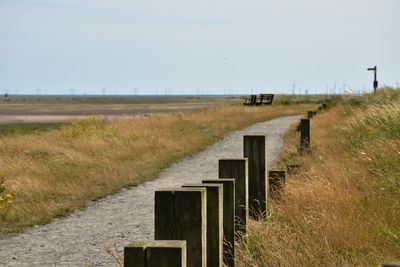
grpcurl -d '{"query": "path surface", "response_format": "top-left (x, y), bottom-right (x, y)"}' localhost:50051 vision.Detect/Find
top-left (0, 115), bottom-right (300, 267)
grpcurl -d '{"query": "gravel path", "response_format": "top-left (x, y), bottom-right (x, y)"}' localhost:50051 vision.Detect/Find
top-left (0, 115), bottom-right (300, 267)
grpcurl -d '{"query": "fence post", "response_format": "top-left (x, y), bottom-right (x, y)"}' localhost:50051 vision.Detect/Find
top-left (300, 119), bottom-right (310, 153)
top-left (155, 188), bottom-right (207, 267)
top-left (124, 240), bottom-right (187, 267)
top-left (182, 184), bottom-right (224, 267)
top-left (219, 159), bottom-right (248, 235)
top-left (307, 111), bottom-right (314, 119)
top-left (203, 178), bottom-right (235, 267)
top-left (268, 170), bottom-right (286, 198)
top-left (243, 135), bottom-right (267, 218)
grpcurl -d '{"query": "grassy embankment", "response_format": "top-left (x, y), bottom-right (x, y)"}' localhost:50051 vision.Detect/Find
top-left (0, 102), bottom-right (316, 235)
top-left (237, 88), bottom-right (400, 266)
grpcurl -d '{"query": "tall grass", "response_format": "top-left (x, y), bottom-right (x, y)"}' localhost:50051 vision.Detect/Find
top-left (0, 104), bottom-right (314, 235)
top-left (237, 88), bottom-right (400, 266)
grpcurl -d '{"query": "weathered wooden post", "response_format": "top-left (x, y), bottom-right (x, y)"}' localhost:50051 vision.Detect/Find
top-left (243, 135), bottom-right (267, 218)
top-left (299, 119), bottom-right (310, 153)
top-left (124, 240), bottom-right (187, 267)
top-left (307, 111), bottom-right (314, 119)
top-left (155, 188), bottom-right (207, 267)
top-left (218, 159), bottom-right (248, 235)
top-left (203, 178), bottom-right (235, 267)
top-left (182, 184), bottom-right (223, 267)
top-left (268, 170), bottom-right (286, 198)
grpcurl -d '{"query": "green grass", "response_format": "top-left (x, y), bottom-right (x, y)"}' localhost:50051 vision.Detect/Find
top-left (0, 123), bottom-right (64, 137)
top-left (273, 94), bottom-right (341, 105)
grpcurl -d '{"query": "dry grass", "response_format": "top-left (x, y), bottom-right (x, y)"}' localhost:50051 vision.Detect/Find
top-left (237, 88), bottom-right (400, 266)
top-left (0, 103), bottom-right (314, 235)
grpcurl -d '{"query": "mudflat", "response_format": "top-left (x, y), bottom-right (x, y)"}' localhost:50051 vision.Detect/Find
top-left (0, 96), bottom-right (228, 124)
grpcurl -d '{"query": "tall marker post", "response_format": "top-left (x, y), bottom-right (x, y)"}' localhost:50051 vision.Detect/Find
top-left (367, 66), bottom-right (378, 93)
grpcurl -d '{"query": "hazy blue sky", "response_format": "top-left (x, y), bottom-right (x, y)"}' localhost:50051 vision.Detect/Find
top-left (1, 0), bottom-right (399, 95)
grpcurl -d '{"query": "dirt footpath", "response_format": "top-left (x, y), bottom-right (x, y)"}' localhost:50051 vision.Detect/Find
top-left (0, 115), bottom-right (300, 266)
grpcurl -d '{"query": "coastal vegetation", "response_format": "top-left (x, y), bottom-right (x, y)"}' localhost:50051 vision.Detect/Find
top-left (237, 88), bottom-right (400, 266)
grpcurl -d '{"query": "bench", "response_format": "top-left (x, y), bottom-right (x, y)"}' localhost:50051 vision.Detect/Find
top-left (243, 94), bottom-right (274, 106)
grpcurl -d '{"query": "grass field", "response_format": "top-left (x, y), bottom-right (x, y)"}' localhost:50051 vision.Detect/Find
top-left (237, 88), bottom-right (400, 266)
top-left (0, 101), bottom-right (316, 235)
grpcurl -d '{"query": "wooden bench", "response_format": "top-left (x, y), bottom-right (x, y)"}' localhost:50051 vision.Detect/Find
top-left (243, 94), bottom-right (274, 106)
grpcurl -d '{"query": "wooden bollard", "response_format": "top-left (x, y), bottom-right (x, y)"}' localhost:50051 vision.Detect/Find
top-left (299, 119), bottom-right (310, 153)
top-left (182, 184), bottom-right (223, 267)
top-left (203, 178), bottom-right (235, 267)
top-left (155, 188), bottom-right (207, 267)
top-left (124, 240), bottom-right (186, 267)
top-left (268, 170), bottom-right (286, 198)
top-left (243, 135), bottom-right (267, 218)
top-left (219, 159), bottom-right (249, 235)
top-left (307, 111), bottom-right (314, 119)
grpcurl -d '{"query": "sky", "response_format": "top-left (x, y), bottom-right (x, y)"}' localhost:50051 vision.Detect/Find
top-left (0, 0), bottom-right (399, 95)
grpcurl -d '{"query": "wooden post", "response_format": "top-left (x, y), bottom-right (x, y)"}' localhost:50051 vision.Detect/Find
top-left (124, 240), bottom-right (187, 267)
top-left (243, 135), bottom-right (267, 218)
top-left (182, 184), bottom-right (223, 267)
top-left (155, 188), bottom-right (207, 267)
top-left (203, 178), bottom-right (235, 267)
top-left (307, 111), bottom-right (314, 119)
top-left (268, 170), bottom-right (286, 198)
top-left (218, 159), bottom-right (248, 235)
top-left (300, 119), bottom-right (310, 153)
